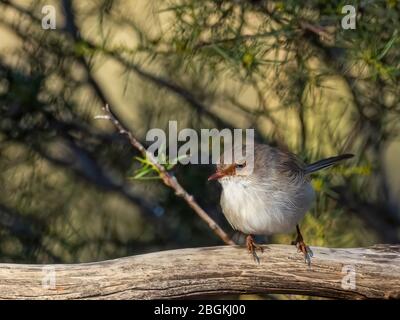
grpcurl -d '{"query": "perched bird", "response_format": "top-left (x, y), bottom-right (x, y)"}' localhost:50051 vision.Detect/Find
top-left (208, 143), bottom-right (353, 263)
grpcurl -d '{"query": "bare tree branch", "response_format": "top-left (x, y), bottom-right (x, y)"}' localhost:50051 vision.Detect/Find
top-left (95, 104), bottom-right (235, 245)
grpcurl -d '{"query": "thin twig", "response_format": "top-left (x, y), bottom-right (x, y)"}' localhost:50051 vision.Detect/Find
top-left (95, 104), bottom-right (235, 245)
top-left (298, 20), bottom-right (335, 43)
top-left (193, 30), bottom-right (294, 49)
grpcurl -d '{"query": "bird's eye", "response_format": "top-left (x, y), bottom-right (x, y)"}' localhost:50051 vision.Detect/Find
top-left (235, 162), bottom-right (246, 169)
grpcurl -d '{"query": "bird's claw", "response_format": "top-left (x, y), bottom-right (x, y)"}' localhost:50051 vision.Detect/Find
top-left (292, 225), bottom-right (313, 266)
top-left (246, 235), bottom-right (263, 264)
top-left (293, 239), bottom-right (313, 266)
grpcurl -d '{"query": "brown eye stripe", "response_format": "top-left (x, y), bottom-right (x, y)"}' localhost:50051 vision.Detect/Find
top-left (223, 164), bottom-right (236, 175)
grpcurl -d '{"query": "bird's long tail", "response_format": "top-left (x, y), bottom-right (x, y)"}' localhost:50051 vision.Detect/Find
top-left (305, 154), bottom-right (354, 174)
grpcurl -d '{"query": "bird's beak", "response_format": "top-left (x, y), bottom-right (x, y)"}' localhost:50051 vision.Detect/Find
top-left (207, 171), bottom-right (225, 181)
top-left (208, 164), bottom-right (235, 181)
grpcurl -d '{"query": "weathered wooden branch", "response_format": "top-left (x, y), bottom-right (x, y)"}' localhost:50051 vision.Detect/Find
top-left (0, 244), bottom-right (399, 299)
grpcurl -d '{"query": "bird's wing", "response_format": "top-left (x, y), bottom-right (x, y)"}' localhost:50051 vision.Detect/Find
top-left (274, 147), bottom-right (307, 183)
top-left (253, 144), bottom-right (306, 183)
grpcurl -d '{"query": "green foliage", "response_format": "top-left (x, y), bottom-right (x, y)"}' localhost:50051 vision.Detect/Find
top-left (130, 150), bottom-right (187, 180)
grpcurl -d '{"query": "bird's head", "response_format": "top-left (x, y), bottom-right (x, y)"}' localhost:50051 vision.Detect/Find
top-left (207, 161), bottom-right (250, 181)
top-left (207, 145), bottom-right (255, 182)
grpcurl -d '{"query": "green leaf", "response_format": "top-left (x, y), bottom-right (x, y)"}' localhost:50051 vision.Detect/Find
top-left (377, 30), bottom-right (398, 60)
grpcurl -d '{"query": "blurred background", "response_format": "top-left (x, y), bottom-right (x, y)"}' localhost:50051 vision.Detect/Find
top-left (0, 0), bottom-right (399, 296)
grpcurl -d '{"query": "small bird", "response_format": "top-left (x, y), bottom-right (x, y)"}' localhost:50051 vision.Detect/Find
top-left (208, 143), bottom-right (353, 263)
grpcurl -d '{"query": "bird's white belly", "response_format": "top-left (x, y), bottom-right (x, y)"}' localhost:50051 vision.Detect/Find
top-left (220, 178), bottom-right (314, 235)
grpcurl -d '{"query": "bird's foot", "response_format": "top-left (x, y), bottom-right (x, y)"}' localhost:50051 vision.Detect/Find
top-left (246, 235), bottom-right (264, 264)
top-left (291, 237), bottom-right (313, 266)
top-left (291, 224), bottom-right (313, 266)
